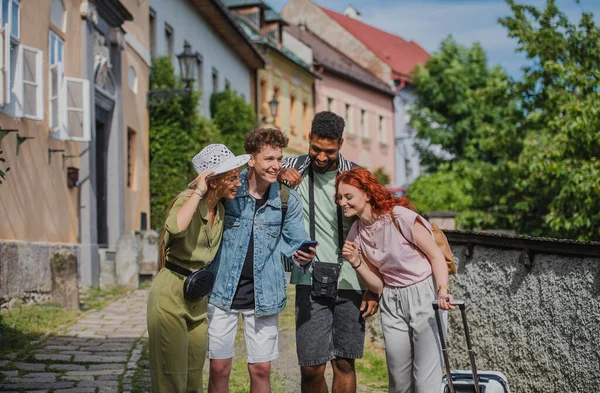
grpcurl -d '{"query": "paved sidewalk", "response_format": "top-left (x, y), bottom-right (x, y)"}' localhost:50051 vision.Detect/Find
top-left (0, 290), bottom-right (149, 393)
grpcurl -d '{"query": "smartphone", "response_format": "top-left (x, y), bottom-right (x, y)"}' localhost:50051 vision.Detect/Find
top-left (297, 240), bottom-right (318, 253)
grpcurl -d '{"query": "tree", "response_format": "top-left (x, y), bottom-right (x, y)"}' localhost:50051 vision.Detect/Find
top-left (499, 0), bottom-right (600, 240)
top-left (409, 0), bottom-right (600, 240)
top-left (410, 37), bottom-right (523, 171)
top-left (210, 89), bottom-right (257, 155)
top-left (408, 37), bottom-right (523, 230)
top-left (149, 57), bottom-right (219, 230)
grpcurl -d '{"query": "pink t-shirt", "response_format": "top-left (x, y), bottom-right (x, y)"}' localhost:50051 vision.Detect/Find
top-left (346, 206), bottom-right (433, 287)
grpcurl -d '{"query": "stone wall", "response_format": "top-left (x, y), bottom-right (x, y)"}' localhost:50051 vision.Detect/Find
top-left (367, 231), bottom-right (600, 393)
top-left (0, 241), bottom-right (79, 308)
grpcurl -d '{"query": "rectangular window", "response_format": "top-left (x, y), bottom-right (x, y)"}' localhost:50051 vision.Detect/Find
top-left (165, 23), bottom-right (174, 61)
top-left (127, 128), bottom-right (137, 189)
top-left (290, 95), bottom-right (297, 135)
top-left (302, 102), bottom-right (309, 139)
top-left (195, 54), bottom-right (203, 91)
top-left (212, 68), bottom-right (218, 93)
top-left (225, 78), bottom-right (230, 90)
top-left (360, 109), bottom-right (366, 138)
top-left (149, 8), bottom-right (156, 58)
top-left (49, 30), bottom-right (64, 130)
top-left (345, 104), bottom-right (351, 134)
top-left (327, 97), bottom-right (333, 112)
top-left (22, 45), bottom-right (43, 119)
top-left (1, 0), bottom-right (19, 40)
top-left (378, 115), bottom-right (384, 143)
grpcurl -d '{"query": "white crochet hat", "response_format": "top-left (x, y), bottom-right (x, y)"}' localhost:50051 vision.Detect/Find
top-left (188, 144), bottom-right (250, 187)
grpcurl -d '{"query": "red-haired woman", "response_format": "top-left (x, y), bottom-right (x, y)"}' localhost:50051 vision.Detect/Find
top-left (336, 167), bottom-right (453, 393)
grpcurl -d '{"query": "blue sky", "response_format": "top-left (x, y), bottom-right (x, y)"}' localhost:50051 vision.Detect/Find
top-left (267, 0), bottom-right (600, 78)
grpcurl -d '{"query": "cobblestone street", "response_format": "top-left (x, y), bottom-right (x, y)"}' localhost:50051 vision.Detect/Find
top-left (0, 290), bottom-right (150, 393)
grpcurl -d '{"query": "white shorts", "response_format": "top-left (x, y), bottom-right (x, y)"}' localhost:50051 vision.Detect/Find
top-left (207, 304), bottom-right (279, 363)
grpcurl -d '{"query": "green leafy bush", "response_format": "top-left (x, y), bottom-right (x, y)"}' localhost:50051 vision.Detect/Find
top-left (210, 89), bottom-right (257, 155)
top-left (149, 57), bottom-right (219, 230)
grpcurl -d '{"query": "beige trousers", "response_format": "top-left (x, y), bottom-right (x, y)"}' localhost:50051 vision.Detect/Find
top-left (380, 276), bottom-right (442, 393)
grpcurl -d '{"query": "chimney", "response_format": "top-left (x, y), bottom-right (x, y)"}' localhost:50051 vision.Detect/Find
top-left (343, 5), bottom-right (361, 20)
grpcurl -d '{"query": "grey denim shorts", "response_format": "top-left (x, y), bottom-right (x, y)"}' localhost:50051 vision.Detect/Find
top-left (295, 286), bottom-right (366, 367)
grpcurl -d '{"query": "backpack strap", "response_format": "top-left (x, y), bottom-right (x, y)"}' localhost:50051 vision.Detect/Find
top-left (279, 181), bottom-right (290, 227)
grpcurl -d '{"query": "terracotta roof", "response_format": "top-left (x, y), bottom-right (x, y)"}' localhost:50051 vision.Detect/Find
top-left (286, 25), bottom-right (393, 96)
top-left (319, 6), bottom-right (430, 80)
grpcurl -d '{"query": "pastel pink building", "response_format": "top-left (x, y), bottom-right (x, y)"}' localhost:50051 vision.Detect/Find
top-left (285, 25), bottom-right (396, 183)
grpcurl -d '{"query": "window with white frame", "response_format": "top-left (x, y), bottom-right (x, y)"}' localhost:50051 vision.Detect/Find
top-left (1, 0), bottom-right (20, 41)
top-left (50, 0), bottom-right (65, 31)
top-left (48, 30), bottom-right (90, 141)
top-left (49, 30), bottom-right (64, 130)
top-left (0, 0), bottom-right (21, 112)
top-left (22, 45), bottom-right (43, 119)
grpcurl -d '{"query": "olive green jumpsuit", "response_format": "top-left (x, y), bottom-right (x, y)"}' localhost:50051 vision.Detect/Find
top-left (147, 196), bottom-right (224, 393)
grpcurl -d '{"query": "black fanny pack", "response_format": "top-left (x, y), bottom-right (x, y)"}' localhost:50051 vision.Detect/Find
top-left (165, 262), bottom-right (215, 301)
top-left (311, 261), bottom-right (341, 299)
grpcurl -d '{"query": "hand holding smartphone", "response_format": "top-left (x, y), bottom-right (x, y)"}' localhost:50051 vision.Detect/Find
top-left (297, 240), bottom-right (318, 253)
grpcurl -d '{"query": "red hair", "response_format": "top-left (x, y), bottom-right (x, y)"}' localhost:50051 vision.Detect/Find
top-left (335, 168), bottom-right (413, 215)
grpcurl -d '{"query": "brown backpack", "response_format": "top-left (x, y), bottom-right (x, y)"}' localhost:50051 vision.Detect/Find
top-left (392, 217), bottom-right (456, 275)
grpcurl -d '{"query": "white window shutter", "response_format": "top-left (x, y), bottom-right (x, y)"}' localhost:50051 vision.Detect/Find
top-left (1, 24), bottom-right (10, 106)
top-left (22, 45), bottom-right (43, 119)
top-left (11, 43), bottom-right (23, 118)
top-left (0, 26), bottom-right (5, 107)
top-left (63, 77), bottom-right (90, 142)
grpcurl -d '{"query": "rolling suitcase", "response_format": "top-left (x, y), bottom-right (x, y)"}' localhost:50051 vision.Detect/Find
top-left (433, 300), bottom-right (511, 393)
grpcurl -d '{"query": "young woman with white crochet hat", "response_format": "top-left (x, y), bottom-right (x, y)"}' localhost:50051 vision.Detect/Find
top-left (147, 144), bottom-right (250, 393)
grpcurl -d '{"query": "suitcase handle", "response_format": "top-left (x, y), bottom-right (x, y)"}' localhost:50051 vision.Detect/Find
top-left (433, 300), bottom-right (481, 393)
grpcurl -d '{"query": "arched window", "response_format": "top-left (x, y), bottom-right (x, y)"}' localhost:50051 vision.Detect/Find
top-left (50, 0), bottom-right (65, 31)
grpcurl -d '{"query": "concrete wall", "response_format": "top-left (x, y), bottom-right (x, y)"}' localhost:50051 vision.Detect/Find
top-left (0, 240), bottom-right (79, 304)
top-left (149, 0), bottom-right (253, 117)
top-left (367, 233), bottom-right (600, 392)
top-left (444, 241), bottom-right (599, 392)
top-left (316, 71), bottom-right (395, 181)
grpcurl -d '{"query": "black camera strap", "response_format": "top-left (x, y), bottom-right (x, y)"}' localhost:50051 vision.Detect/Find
top-left (308, 165), bottom-right (344, 259)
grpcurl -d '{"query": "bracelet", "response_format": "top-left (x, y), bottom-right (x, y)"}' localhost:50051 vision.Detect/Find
top-left (193, 190), bottom-right (204, 198)
top-left (352, 259), bottom-right (362, 269)
top-left (437, 285), bottom-right (449, 292)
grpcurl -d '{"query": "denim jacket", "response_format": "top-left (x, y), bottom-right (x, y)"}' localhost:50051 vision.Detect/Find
top-left (209, 169), bottom-right (309, 317)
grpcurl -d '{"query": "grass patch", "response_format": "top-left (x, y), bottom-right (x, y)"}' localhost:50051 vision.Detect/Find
top-left (0, 303), bottom-right (79, 358)
top-left (356, 344), bottom-right (388, 393)
top-left (79, 286), bottom-right (131, 312)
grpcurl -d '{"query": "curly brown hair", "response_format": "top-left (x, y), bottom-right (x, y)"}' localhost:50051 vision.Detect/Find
top-left (244, 128), bottom-right (289, 155)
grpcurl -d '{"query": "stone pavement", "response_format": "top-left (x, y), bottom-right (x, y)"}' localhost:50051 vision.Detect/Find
top-left (0, 290), bottom-right (149, 393)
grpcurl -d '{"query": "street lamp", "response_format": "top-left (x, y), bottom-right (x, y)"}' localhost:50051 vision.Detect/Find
top-left (177, 42), bottom-right (197, 91)
top-left (147, 43), bottom-right (199, 107)
top-left (269, 95), bottom-right (279, 124)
